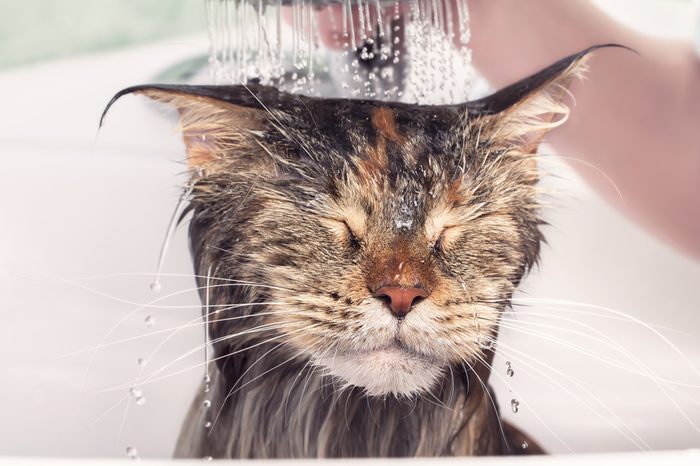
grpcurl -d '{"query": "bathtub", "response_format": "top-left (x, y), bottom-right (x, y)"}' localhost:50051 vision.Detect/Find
top-left (1, 19), bottom-right (699, 464)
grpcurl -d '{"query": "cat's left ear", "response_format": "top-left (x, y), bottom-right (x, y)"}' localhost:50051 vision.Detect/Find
top-left (466, 44), bottom-right (629, 153)
top-left (101, 85), bottom-right (277, 171)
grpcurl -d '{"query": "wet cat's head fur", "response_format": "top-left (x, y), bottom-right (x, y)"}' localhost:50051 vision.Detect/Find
top-left (105, 46), bottom-right (610, 400)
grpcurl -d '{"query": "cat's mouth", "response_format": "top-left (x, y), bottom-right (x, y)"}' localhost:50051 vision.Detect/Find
top-left (314, 341), bottom-right (445, 397)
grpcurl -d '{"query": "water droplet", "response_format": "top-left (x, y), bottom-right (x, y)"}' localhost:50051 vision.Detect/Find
top-left (521, 440), bottom-right (529, 450)
top-left (126, 446), bottom-right (138, 460)
top-left (137, 358), bottom-right (147, 367)
top-left (478, 331), bottom-right (496, 350)
top-left (506, 361), bottom-right (514, 378)
top-left (144, 315), bottom-right (155, 327)
top-left (511, 399), bottom-right (520, 414)
top-left (203, 399), bottom-right (211, 408)
top-left (204, 421), bottom-right (212, 429)
top-left (150, 281), bottom-right (161, 293)
top-left (203, 457), bottom-right (213, 462)
top-left (129, 387), bottom-right (142, 398)
top-left (135, 395), bottom-right (146, 406)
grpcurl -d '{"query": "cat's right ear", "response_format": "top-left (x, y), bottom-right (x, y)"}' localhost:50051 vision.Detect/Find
top-left (100, 85), bottom-right (271, 172)
top-left (465, 44), bottom-right (632, 153)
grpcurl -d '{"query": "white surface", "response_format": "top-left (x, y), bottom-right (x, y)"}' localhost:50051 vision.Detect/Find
top-left (1, 450), bottom-right (699, 465)
top-left (1, 2), bottom-right (700, 461)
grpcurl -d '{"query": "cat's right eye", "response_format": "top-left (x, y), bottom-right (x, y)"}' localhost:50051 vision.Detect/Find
top-left (342, 221), bottom-right (362, 251)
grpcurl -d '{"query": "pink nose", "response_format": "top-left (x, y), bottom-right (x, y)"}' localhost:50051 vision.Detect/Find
top-left (374, 286), bottom-right (429, 318)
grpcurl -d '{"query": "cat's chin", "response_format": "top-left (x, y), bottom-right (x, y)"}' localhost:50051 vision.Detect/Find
top-left (315, 347), bottom-right (445, 397)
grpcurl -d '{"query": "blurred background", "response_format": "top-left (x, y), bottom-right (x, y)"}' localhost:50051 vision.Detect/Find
top-left (1, 0), bottom-right (699, 460)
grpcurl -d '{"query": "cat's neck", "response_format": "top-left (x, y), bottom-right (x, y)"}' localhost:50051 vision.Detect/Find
top-left (175, 348), bottom-right (508, 458)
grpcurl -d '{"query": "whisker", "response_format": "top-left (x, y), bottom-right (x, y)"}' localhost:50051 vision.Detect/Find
top-left (464, 353), bottom-right (574, 454)
top-left (19, 270), bottom-right (270, 285)
top-left (284, 340), bottom-right (337, 420)
top-left (506, 301), bottom-right (686, 335)
top-left (76, 276), bottom-right (298, 392)
top-left (463, 354), bottom-right (512, 453)
top-left (510, 297), bottom-right (700, 379)
top-left (499, 312), bottom-right (700, 388)
top-left (495, 320), bottom-right (700, 434)
top-left (57, 305), bottom-right (297, 358)
top-left (212, 331), bottom-right (322, 429)
top-left (93, 322), bottom-right (291, 393)
top-left (492, 339), bottom-right (653, 450)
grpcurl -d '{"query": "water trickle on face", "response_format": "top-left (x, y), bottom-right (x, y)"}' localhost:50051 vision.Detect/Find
top-left (203, 266), bottom-right (213, 396)
top-left (394, 201), bottom-right (414, 230)
top-left (200, 267), bottom-right (214, 431)
top-left (150, 184), bottom-right (194, 296)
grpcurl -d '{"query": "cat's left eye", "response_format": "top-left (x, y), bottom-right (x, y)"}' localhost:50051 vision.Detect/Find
top-left (431, 225), bottom-right (464, 254)
top-left (432, 231), bottom-right (445, 254)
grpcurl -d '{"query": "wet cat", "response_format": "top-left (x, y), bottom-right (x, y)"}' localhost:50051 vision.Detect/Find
top-left (104, 44), bottom-right (618, 458)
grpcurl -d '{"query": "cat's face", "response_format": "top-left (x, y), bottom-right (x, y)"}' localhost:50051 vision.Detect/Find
top-left (105, 46), bottom-right (600, 397)
top-left (221, 100), bottom-right (542, 397)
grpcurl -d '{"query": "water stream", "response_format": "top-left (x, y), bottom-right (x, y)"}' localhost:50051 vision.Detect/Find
top-left (204, 0), bottom-right (473, 104)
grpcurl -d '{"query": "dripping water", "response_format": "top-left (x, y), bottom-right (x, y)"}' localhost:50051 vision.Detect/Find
top-left (204, 0), bottom-right (473, 104)
top-left (203, 266), bottom-right (213, 433)
top-left (150, 184), bottom-right (194, 295)
top-left (126, 446), bottom-right (139, 460)
top-left (511, 398), bottom-right (520, 414)
top-left (203, 265), bottom-right (213, 395)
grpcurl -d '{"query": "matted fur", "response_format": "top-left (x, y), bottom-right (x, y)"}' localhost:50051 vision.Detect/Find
top-left (101, 45), bottom-right (623, 458)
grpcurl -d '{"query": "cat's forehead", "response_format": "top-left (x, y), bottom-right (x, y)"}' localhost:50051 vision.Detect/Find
top-left (277, 97), bottom-right (464, 191)
top-left (285, 96), bottom-right (462, 143)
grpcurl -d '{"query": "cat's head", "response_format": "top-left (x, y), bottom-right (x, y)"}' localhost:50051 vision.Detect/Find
top-left (106, 45), bottom-right (610, 398)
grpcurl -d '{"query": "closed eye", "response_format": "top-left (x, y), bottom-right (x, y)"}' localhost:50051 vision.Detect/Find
top-left (432, 225), bottom-right (464, 252)
top-left (343, 220), bottom-right (362, 250)
top-left (320, 216), bottom-right (364, 251)
top-left (432, 229), bottom-right (446, 254)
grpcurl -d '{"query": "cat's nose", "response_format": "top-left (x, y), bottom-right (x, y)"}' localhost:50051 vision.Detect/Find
top-left (374, 286), bottom-right (429, 318)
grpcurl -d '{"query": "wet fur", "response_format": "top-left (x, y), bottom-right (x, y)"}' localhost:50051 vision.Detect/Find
top-left (103, 45), bottom-right (621, 458)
